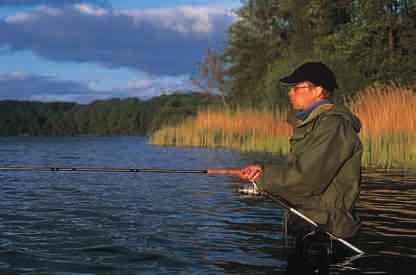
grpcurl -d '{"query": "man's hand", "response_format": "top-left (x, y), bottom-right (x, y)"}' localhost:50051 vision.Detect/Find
top-left (239, 165), bottom-right (262, 182)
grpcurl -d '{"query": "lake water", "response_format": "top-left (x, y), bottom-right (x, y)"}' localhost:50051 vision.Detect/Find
top-left (0, 137), bottom-right (415, 274)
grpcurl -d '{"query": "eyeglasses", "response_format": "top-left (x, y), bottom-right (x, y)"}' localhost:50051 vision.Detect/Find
top-left (290, 84), bottom-right (314, 92)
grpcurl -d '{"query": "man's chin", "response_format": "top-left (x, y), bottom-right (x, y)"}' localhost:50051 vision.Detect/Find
top-left (290, 104), bottom-right (302, 111)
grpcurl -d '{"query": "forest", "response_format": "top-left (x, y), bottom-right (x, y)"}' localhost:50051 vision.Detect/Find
top-left (210, 0), bottom-right (416, 108)
top-left (0, 93), bottom-right (220, 136)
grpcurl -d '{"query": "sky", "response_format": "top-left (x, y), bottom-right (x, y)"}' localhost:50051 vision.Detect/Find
top-left (0, 0), bottom-right (242, 103)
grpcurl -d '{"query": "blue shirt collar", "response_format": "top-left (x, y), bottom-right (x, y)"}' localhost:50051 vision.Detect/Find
top-left (296, 99), bottom-right (329, 121)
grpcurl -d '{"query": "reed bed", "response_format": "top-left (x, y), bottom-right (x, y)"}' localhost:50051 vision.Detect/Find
top-left (349, 85), bottom-right (416, 168)
top-left (151, 85), bottom-right (416, 168)
top-left (151, 109), bottom-right (292, 154)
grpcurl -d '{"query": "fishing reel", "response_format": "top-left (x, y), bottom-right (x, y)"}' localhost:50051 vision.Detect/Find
top-left (238, 181), bottom-right (264, 195)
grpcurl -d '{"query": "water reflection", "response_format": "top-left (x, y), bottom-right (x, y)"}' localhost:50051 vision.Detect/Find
top-left (343, 168), bottom-right (416, 274)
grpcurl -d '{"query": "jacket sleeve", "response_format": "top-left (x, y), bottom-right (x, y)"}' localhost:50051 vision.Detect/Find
top-left (256, 115), bottom-right (357, 203)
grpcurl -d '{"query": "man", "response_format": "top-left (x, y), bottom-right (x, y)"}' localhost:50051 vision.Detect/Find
top-left (239, 62), bottom-right (362, 244)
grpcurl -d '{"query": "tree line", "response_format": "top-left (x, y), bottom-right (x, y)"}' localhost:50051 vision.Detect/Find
top-left (0, 93), bottom-right (220, 136)
top-left (195, 0), bottom-right (416, 109)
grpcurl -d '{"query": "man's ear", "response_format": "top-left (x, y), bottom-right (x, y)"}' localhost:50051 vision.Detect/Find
top-left (312, 86), bottom-right (324, 99)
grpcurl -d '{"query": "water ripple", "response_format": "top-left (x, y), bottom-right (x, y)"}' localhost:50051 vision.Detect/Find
top-left (0, 137), bottom-right (415, 274)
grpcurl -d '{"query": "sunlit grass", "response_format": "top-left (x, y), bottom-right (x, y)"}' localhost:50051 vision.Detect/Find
top-left (151, 108), bottom-right (292, 154)
top-left (349, 84), bottom-right (416, 168)
top-left (151, 85), bottom-right (416, 168)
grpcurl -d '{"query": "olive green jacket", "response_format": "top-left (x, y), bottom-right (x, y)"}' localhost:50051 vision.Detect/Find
top-left (257, 103), bottom-right (362, 238)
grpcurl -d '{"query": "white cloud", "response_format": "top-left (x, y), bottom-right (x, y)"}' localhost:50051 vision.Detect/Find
top-left (116, 74), bottom-right (199, 99)
top-left (0, 0), bottom-right (107, 7)
top-left (0, 3), bottom-right (236, 102)
top-left (75, 3), bottom-right (107, 16)
top-left (0, 4), bottom-right (235, 75)
top-left (126, 79), bottom-right (153, 89)
top-left (38, 5), bottom-right (63, 16)
top-left (0, 71), bottom-right (199, 103)
top-left (0, 71), bottom-right (27, 80)
top-left (5, 6), bottom-right (61, 23)
top-left (0, 72), bottom-right (92, 101)
top-left (123, 6), bottom-right (232, 34)
top-left (5, 12), bottom-right (31, 23)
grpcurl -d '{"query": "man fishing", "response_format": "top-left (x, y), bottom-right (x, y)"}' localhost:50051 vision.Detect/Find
top-left (238, 62), bottom-right (363, 254)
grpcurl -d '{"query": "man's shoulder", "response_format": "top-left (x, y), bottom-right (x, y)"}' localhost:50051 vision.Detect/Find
top-left (320, 104), bottom-right (362, 132)
top-left (315, 114), bottom-right (347, 132)
top-left (325, 104), bottom-right (352, 115)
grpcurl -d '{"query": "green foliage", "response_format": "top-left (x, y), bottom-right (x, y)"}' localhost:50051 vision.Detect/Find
top-left (0, 93), bottom-right (220, 136)
top-left (223, 0), bottom-right (286, 107)
top-left (143, 93), bottom-right (220, 133)
top-left (316, 0), bottom-right (416, 85)
top-left (223, 0), bottom-right (416, 107)
top-left (0, 101), bottom-right (76, 136)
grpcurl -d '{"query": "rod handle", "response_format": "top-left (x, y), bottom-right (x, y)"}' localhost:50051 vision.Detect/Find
top-left (207, 169), bottom-right (241, 176)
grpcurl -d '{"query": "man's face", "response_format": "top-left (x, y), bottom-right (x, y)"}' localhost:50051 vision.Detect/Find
top-left (288, 81), bottom-right (322, 110)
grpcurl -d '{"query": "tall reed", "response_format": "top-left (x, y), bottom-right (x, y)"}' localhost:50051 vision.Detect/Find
top-left (348, 84), bottom-right (416, 168)
top-left (151, 85), bottom-right (416, 168)
top-left (151, 108), bottom-right (292, 154)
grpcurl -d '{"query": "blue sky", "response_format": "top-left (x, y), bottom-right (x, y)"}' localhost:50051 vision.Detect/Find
top-left (0, 0), bottom-right (241, 103)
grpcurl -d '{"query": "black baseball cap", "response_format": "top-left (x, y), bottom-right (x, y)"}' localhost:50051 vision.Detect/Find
top-left (279, 62), bottom-right (338, 91)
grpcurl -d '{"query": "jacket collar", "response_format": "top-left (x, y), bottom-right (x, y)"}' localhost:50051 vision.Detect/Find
top-left (296, 99), bottom-right (329, 121)
top-left (295, 102), bottom-right (334, 127)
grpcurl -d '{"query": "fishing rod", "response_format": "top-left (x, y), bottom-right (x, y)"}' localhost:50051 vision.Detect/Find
top-left (0, 166), bottom-right (363, 254)
top-left (0, 166), bottom-right (240, 175)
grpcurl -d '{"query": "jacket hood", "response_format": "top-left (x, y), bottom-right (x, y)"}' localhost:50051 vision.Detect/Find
top-left (326, 104), bottom-right (362, 133)
top-left (287, 103), bottom-right (362, 133)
